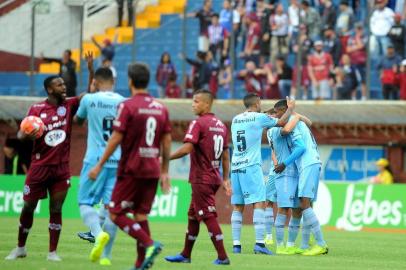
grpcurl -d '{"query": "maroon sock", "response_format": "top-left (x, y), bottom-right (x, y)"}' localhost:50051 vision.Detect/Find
top-left (113, 214), bottom-right (153, 247)
top-left (180, 218), bottom-right (200, 258)
top-left (135, 220), bottom-right (150, 268)
top-left (49, 212), bottom-right (62, 252)
top-left (18, 210), bottom-right (34, 248)
top-left (204, 217), bottom-right (228, 260)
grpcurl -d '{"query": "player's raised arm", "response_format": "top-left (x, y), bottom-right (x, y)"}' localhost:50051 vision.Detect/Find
top-left (88, 130), bottom-right (123, 180)
top-left (160, 132), bottom-right (172, 194)
top-left (222, 149), bottom-right (231, 196)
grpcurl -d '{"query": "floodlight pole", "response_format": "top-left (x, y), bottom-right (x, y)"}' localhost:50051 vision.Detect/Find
top-left (29, 1), bottom-right (39, 96)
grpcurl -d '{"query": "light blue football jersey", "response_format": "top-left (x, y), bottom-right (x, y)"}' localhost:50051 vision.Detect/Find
top-left (289, 121), bottom-right (321, 172)
top-left (231, 112), bottom-right (278, 170)
top-left (76, 91), bottom-right (125, 168)
top-left (268, 127), bottom-right (299, 178)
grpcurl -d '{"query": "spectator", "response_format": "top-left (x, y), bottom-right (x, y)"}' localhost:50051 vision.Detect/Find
top-left (185, 0), bottom-right (214, 52)
top-left (270, 3), bottom-right (289, 63)
top-left (288, 0), bottom-right (300, 47)
top-left (320, 0), bottom-right (337, 30)
top-left (3, 137), bottom-right (32, 175)
top-left (219, 59), bottom-right (233, 99)
top-left (369, 0), bottom-right (395, 58)
top-left (307, 40), bottom-right (334, 100)
top-left (370, 158), bottom-right (394, 184)
top-left (208, 51), bottom-right (221, 97)
top-left (91, 35), bottom-right (116, 63)
top-left (41, 49), bottom-right (77, 97)
top-left (263, 62), bottom-right (280, 99)
top-left (208, 13), bottom-right (229, 63)
top-left (219, 0), bottom-right (241, 34)
top-left (237, 60), bottom-right (267, 97)
top-left (275, 55), bottom-right (293, 98)
top-left (323, 26), bottom-right (342, 66)
top-left (335, 1), bottom-right (354, 38)
top-left (334, 54), bottom-right (360, 100)
top-left (184, 51), bottom-right (212, 91)
top-left (388, 13), bottom-right (406, 58)
top-left (396, 59), bottom-right (406, 100)
top-left (301, 0), bottom-right (321, 40)
top-left (256, 0), bottom-right (272, 66)
top-left (242, 12), bottom-right (262, 66)
top-left (378, 45), bottom-right (402, 99)
top-left (346, 22), bottom-right (368, 100)
top-left (116, 0), bottom-right (133, 27)
top-left (291, 25), bottom-right (313, 99)
top-left (156, 52), bottom-right (177, 98)
top-left (165, 74), bottom-right (182, 98)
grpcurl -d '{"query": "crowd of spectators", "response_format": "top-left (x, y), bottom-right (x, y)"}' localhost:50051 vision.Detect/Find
top-left (157, 0), bottom-right (406, 100)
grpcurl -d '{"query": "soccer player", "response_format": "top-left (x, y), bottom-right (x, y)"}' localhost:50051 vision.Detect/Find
top-left (230, 93), bottom-right (294, 255)
top-left (74, 67), bottom-right (124, 265)
top-left (165, 90), bottom-right (231, 265)
top-left (268, 111), bottom-right (306, 255)
top-left (88, 63), bottom-right (171, 270)
top-left (5, 76), bottom-right (81, 261)
top-left (273, 100), bottom-right (328, 255)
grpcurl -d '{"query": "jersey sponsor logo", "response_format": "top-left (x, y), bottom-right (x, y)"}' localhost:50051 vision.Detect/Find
top-left (233, 116), bottom-right (256, 124)
top-left (139, 108), bottom-right (163, 115)
top-left (23, 185), bottom-right (30, 195)
top-left (214, 119), bottom-right (224, 126)
top-left (44, 129), bottom-right (66, 147)
top-left (57, 106), bottom-right (66, 116)
top-left (148, 100), bottom-right (163, 108)
top-left (40, 113), bottom-right (47, 118)
top-left (45, 119), bottom-right (67, 131)
top-left (231, 159), bottom-right (249, 167)
top-left (185, 134), bottom-right (193, 139)
top-left (139, 147), bottom-right (159, 158)
top-left (93, 101), bottom-right (119, 110)
top-left (33, 103), bottom-right (45, 107)
top-left (90, 102), bottom-right (96, 108)
top-left (52, 116), bottom-right (58, 121)
top-left (211, 160), bottom-right (220, 168)
top-left (209, 127), bottom-right (225, 132)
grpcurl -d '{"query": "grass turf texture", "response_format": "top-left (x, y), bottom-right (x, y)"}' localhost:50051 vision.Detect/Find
top-left (0, 217), bottom-right (405, 270)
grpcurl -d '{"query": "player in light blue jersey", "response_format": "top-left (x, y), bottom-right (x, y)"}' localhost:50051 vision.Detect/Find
top-left (74, 67), bottom-right (125, 265)
top-left (274, 99), bottom-right (328, 256)
top-left (230, 93), bottom-right (295, 255)
top-left (267, 109), bottom-right (306, 255)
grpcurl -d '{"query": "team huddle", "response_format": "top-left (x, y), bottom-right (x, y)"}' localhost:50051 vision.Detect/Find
top-left (5, 62), bottom-right (327, 270)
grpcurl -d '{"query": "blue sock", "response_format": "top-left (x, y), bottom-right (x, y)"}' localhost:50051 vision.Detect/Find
top-left (253, 209), bottom-right (265, 244)
top-left (301, 223), bottom-right (311, 249)
top-left (102, 215), bottom-right (117, 259)
top-left (231, 211), bottom-right (242, 246)
top-left (303, 208), bottom-right (326, 247)
top-left (287, 217), bottom-right (301, 247)
top-left (264, 207), bottom-right (274, 236)
top-left (80, 205), bottom-right (102, 237)
top-left (274, 213), bottom-right (287, 247)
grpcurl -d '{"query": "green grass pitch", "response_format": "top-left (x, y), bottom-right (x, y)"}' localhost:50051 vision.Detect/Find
top-left (0, 217), bottom-right (405, 270)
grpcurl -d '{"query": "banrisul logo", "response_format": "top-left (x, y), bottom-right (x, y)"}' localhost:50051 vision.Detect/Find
top-left (336, 184), bottom-right (403, 231)
top-left (150, 187), bottom-right (179, 218)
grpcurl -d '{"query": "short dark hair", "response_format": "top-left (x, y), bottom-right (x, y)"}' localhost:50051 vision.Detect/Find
top-left (94, 67), bottom-right (114, 82)
top-left (243, 93), bottom-right (259, 108)
top-left (194, 89), bottom-right (214, 102)
top-left (128, 62), bottom-right (150, 89)
top-left (43, 75), bottom-right (60, 93)
top-left (274, 99), bottom-right (288, 109)
top-left (264, 108), bottom-right (276, 114)
top-left (212, 13), bottom-right (219, 18)
top-left (302, 0), bottom-right (310, 6)
top-left (64, 49), bottom-right (72, 56)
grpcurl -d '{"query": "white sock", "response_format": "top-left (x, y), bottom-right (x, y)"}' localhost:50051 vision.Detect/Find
top-left (80, 205), bottom-right (102, 238)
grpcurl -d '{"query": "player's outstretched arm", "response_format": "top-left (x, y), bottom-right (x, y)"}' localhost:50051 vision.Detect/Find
top-left (297, 113), bottom-right (312, 127)
top-left (281, 114), bottom-right (300, 135)
top-left (222, 150), bottom-right (232, 196)
top-left (88, 130), bottom-right (123, 180)
top-left (170, 142), bottom-right (194, 160)
top-left (160, 132), bottom-right (172, 194)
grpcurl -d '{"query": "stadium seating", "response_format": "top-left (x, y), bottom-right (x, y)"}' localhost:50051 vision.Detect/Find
top-left (0, 0), bottom-right (382, 98)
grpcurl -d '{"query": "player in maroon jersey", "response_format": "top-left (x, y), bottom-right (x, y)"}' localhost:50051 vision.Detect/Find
top-left (165, 89), bottom-right (231, 265)
top-left (88, 63), bottom-right (171, 270)
top-left (5, 76), bottom-right (81, 261)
